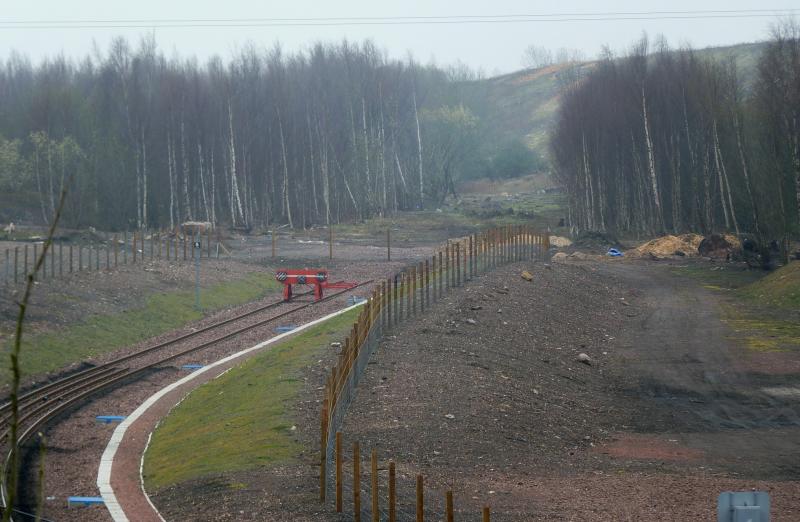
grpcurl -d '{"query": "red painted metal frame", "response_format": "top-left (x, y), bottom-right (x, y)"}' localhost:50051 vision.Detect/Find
top-left (275, 268), bottom-right (358, 301)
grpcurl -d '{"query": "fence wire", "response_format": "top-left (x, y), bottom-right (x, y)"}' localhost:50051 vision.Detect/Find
top-left (321, 227), bottom-right (549, 518)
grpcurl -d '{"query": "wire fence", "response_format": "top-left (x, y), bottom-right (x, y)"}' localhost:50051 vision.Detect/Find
top-left (320, 225), bottom-right (550, 520)
top-left (1, 227), bottom-right (225, 286)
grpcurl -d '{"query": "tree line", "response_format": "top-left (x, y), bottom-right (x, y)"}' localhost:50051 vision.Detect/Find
top-left (0, 37), bottom-right (498, 230)
top-left (551, 22), bottom-right (800, 241)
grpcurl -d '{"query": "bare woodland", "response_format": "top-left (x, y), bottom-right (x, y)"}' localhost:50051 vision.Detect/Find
top-left (552, 25), bottom-right (800, 240)
top-left (0, 38), bottom-right (483, 230)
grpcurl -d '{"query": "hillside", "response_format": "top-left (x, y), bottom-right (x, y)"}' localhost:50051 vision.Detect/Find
top-left (467, 41), bottom-right (766, 162)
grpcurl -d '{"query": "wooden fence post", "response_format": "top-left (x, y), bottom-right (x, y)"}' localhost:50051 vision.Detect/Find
top-left (393, 275), bottom-right (399, 325)
top-left (106, 243), bottom-right (110, 270)
top-left (483, 506), bottom-right (491, 522)
top-left (353, 441), bottom-right (361, 522)
top-left (336, 432), bottom-right (343, 513)
top-left (183, 234), bottom-right (187, 261)
top-left (469, 235), bottom-right (474, 279)
top-left (4, 249), bottom-right (8, 285)
top-left (446, 491), bottom-right (454, 522)
top-left (33, 244), bottom-right (37, 278)
top-left (412, 265), bottom-right (418, 315)
top-left (96, 244), bottom-right (100, 270)
top-left (320, 398), bottom-right (328, 503)
top-left (371, 449), bottom-right (378, 522)
top-left (455, 242), bottom-right (461, 287)
top-left (58, 243), bottom-right (63, 277)
top-left (272, 227), bottom-right (276, 258)
top-left (438, 250), bottom-right (443, 299)
top-left (388, 461), bottom-right (396, 522)
top-left (445, 242), bottom-right (450, 290)
top-left (425, 258), bottom-right (431, 307)
top-left (206, 228), bottom-right (211, 258)
top-left (133, 232), bottom-right (138, 264)
top-left (329, 225), bottom-right (334, 260)
top-left (14, 247), bottom-right (19, 283)
top-left (386, 277), bottom-right (392, 328)
top-left (123, 231), bottom-right (128, 264)
top-left (405, 272), bottom-right (411, 320)
top-left (387, 228), bottom-right (391, 261)
top-left (416, 474), bottom-right (424, 522)
top-left (77, 245), bottom-right (81, 273)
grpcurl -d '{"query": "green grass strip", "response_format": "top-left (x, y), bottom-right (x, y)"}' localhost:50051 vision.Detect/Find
top-left (4, 273), bottom-right (281, 385)
top-left (143, 307), bottom-right (357, 492)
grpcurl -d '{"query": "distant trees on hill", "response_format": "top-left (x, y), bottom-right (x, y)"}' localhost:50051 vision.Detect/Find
top-left (0, 38), bottom-right (489, 229)
top-left (552, 24), bottom-right (800, 241)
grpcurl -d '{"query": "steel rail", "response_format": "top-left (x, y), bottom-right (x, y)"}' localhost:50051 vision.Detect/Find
top-left (0, 280), bottom-right (373, 520)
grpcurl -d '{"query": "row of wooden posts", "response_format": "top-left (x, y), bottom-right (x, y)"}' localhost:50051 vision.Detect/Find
top-left (333, 432), bottom-right (492, 522)
top-left (320, 225), bottom-right (550, 519)
top-left (2, 229), bottom-right (221, 285)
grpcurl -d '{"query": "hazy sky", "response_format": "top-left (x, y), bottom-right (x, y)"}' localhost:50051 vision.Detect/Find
top-left (2, 1), bottom-right (797, 75)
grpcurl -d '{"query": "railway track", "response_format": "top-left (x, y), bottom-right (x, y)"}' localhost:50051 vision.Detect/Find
top-left (0, 279), bottom-right (373, 520)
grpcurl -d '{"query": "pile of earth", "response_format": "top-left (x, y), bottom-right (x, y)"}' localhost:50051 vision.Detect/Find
top-left (628, 234), bottom-right (704, 258)
top-left (549, 235), bottom-right (572, 247)
top-left (628, 233), bottom-right (742, 259)
top-left (572, 231), bottom-right (623, 252)
top-left (698, 233), bottom-right (742, 259)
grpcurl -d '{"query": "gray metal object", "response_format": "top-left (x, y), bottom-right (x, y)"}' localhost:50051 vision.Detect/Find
top-left (194, 236), bottom-right (201, 311)
top-left (718, 491), bottom-right (770, 522)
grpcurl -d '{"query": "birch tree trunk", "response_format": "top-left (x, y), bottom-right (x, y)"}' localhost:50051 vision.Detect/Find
top-left (277, 108), bottom-right (293, 228)
top-left (198, 142), bottom-right (210, 221)
top-left (712, 120), bottom-right (733, 231)
top-left (180, 119), bottom-right (193, 221)
top-left (413, 89), bottom-right (424, 206)
top-left (228, 102), bottom-right (244, 225)
top-left (167, 133), bottom-right (176, 231)
top-left (642, 86), bottom-right (663, 230)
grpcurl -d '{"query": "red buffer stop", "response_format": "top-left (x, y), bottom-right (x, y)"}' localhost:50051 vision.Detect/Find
top-left (275, 269), bottom-right (358, 301)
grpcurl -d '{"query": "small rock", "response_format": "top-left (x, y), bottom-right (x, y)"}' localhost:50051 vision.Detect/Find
top-left (330, 341), bottom-right (342, 348)
top-left (577, 353), bottom-right (592, 365)
top-left (465, 318), bottom-right (477, 325)
top-left (470, 305), bottom-right (482, 310)
top-left (290, 425), bottom-right (297, 431)
top-left (521, 270), bottom-right (534, 281)
top-left (444, 414), bottom-right (455, 419)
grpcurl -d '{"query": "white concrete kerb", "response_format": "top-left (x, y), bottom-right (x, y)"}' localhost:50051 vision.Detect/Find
top-left (97, 301), bottom-right (365, 522)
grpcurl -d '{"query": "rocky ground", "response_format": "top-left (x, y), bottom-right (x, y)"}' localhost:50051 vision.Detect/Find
top-left (153, 257), bottom-right (800, 521)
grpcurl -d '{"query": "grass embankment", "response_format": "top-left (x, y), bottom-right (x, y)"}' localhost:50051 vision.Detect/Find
top-left (673, 262), bottom-right (800, 353)
top-left (143, 307), bottom-right (358, 491)
top-left (3, 273), bottom-right (281, 385)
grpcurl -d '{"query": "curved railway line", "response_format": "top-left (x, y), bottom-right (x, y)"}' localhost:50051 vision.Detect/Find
top-left (0, 279), bottom-right (374, 520)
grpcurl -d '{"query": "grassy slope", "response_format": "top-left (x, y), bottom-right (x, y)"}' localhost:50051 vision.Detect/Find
top-left (740, 261), bottom-right (800, 310)
top-left (467, 42), bottom-right (766, 161)
top-left (3, 273), bottom-right (281, 385)
top-left (673, 261), bottom-right (800, 354)
top-left (143, 307), bottom-right (358, 491)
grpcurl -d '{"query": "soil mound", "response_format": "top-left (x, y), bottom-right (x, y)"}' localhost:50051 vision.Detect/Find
top-left (698, 234), bottom-right (741, 258)
top-left (629, 234), bottom-right (704, 258)
top-left (572, 231), bottom-right (622, 252)
top-left (549, 235), bottom-right (572, 248)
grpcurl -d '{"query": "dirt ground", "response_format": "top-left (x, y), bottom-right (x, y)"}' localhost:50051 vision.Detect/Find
top-left (152, 258), bottom-right (800, 521)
